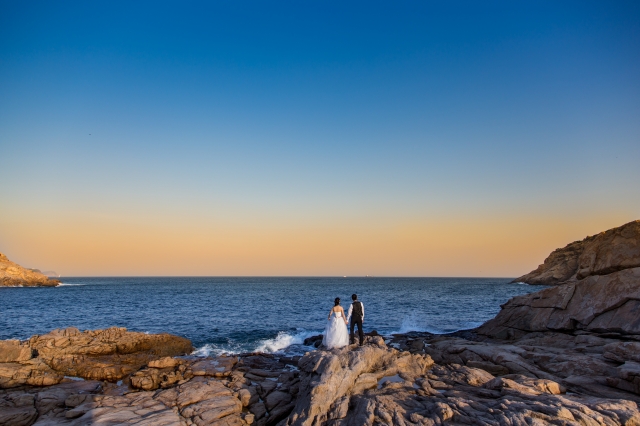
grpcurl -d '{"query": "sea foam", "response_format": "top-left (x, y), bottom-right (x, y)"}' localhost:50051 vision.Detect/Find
top-left (254, 330), bottom-right (318, 354)
top-left (192, 329), bottom-right (319, 357)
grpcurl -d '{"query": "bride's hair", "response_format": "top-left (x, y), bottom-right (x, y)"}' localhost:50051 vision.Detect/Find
top-left (334, 297), bottom-right (341, 306)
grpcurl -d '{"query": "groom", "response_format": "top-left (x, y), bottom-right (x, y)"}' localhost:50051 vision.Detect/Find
top-left (347, 294), bottom-right (364, 346)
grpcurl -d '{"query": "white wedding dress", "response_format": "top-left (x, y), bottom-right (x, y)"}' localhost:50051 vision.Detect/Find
top-left (322, 311), bottom-right (350, 349)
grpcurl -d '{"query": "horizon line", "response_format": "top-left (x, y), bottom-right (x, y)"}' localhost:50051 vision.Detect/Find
top-left (56, 275), bottom-right (519, 279)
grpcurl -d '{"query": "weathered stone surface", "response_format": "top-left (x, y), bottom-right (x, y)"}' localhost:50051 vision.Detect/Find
top-left (486, 221), bottom-right (640, 339)
top-left (0, 253), bottom-right (60, 287)
top-left (191, 356), bottom-right (237, 377)
top-left (287, 342), bottom-right (433, 425)
top-left (0, 359), bottom-right (63, 388)
top-left (604, 341), bottom-right (640, 363)
top-left (0, 380), bottom-right (102, 426)
top-left (0, 327), bottom-right (193, 388)
top-left (479, 267), bottom-right (640, 337)
top-left (394, 330), bottom-right (640, 400)
top-left (63, 392), bottom-right (185, 425)
top-left (130, 359), bottom-right (193, 391)
top-left (0, 392), bottom-right (38, 426)
top-left (0, 340), bottom-right (33, 363)
top-left (515, 219), bottom-right (640, 284)
top-left (481, 220), bottom-right (637, 341)
top-left (1, 374), bottom-right (249, 426)
top-left (28, 327), bottom-right (193, 382)
top-left (147, 356), bottom-right (179, 369)
top-left (3, 329), bottom-right (640, 426)
top-left (155, 377), bottom-right (246, 426)
top-left (284, 338), bottom-right (640, 426)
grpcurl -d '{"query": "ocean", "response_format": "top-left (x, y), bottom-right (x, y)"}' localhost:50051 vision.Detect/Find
top-left (1, 277), bottom-right (536, 356)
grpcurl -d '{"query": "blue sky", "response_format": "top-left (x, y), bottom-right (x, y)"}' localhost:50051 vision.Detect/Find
top-left (1, 1), bottom-right (639, 275)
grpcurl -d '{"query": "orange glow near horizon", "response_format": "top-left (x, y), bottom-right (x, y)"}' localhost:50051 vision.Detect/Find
top-left (2, 1), bottom-right (640, 280)
top-left (1, 210), bottom-right (635, 277)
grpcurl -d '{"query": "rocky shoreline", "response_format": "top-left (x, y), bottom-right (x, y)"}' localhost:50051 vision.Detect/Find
top-left (2, 326), bottom-right (639, 425)
top-left (1, 220), bottom-right (638, 425)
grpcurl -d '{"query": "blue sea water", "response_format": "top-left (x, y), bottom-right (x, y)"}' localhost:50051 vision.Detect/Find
top-left (0, 277), bottom-right (536, 355)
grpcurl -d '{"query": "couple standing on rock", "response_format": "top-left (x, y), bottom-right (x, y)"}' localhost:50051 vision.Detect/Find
top-left (322, 294), bottom-right (365, 349)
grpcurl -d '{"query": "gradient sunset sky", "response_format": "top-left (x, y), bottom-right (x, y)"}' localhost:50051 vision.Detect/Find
top-left (1, 1), bottom-right (639, 277)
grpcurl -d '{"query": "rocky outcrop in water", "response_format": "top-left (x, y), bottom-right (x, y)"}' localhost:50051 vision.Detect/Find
top-left (479, 267), bottom-right (640, 338)
top-left (478, 220), bottom-right (640, 339)
top-left (514, 220), bottom-right (640, 285)
top-left (0, 253), bottom-right (60, 287)
top-left (0, 327), bottom-right (193, 388)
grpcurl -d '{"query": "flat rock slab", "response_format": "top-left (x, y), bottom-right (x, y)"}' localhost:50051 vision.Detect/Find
top-left (191, 356), bottom-right (238, 377)
top-left (1, 327), bottom-right (193, 388)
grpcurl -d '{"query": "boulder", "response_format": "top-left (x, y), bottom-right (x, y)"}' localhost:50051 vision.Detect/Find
top-left (0, 253), bottom-right (60, 287)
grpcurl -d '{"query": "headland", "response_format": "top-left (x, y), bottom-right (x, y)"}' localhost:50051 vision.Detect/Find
top-left (0, 253), bottom-right (60, 287)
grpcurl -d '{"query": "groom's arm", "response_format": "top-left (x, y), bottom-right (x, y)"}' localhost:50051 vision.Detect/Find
top-left (362, 302), bottom-right (364, 321)
top-left (346, 304), bottom-right (353, 322)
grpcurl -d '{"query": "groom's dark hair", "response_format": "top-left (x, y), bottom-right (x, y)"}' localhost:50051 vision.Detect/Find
top-left (352, 294), bottom-right (358, 301)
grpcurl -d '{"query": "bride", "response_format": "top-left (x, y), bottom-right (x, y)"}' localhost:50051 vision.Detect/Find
top-left (322, 297), bottom-right (350, 349)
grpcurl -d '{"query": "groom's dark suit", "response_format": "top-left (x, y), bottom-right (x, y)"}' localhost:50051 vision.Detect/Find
top-left (347, 300), bottom-right (364, 345)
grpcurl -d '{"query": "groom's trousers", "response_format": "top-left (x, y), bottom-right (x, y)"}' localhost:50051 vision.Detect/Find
top-left (350, 319), bottom-right (364, 345)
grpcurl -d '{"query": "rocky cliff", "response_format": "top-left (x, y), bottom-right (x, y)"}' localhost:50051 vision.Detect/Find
top-left (479, 220), bottom-right (640, 339)
top-left (514, 220), bottom-right (640, 285)
top-left (0, 253), bottom-right (60, 287)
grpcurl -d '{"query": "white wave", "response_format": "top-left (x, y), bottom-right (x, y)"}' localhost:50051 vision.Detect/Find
top-left (389, 314), bottom-right (431, 334)
top-left (254, 330), bottom-right (318, 354)
top-left (389, 315), bottom-right (484, 335)
top-left (192, 344), bottom-right (231, 357)
top-left (56, 283), bottom-right (86, 286)
top-left (192, 329), bottom-right (320, 357)
top-left (462, 321), bottom-right (484, 329)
